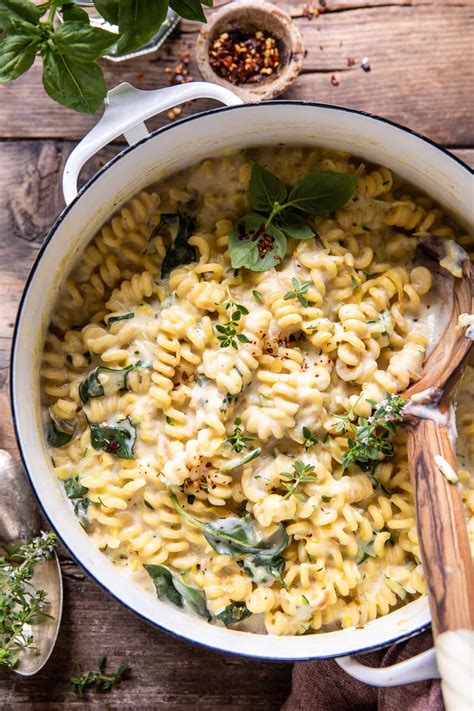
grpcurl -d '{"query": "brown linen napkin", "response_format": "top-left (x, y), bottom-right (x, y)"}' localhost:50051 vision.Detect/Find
top-left (283, 630), bottom-right (443, 711)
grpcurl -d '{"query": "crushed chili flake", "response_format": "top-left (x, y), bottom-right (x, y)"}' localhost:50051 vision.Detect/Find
top-left (302, 3), bottom-right (319, 19)
top-left (105, 441), bottom-right (120, 453)
top-left (330, 74), bottom-right (340, 86)
top-left (208, 30), bottom-right (281, 85)
top-left (347, 57), bottom-right (356, 67)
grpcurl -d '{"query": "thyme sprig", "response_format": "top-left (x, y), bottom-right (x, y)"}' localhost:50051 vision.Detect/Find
top-left (336, 394), bottom-right (407, 470)
top-left (0, 531), bottom-right (57, 668)
top-left (71, 656), bottom-right (130, 696)
top-left (283, 278), bottom-right (312, 307)
top-left (215, 301), bottom-right (250, 349)
top-left (224, 418), bottom-right (255, 453)
top-left (302, 426), bottom-right (318, 451)
top-left (279, 461), bottom-right (318, 501)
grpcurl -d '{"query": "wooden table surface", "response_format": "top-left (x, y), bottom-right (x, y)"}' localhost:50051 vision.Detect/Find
top-left (0, 0), bottom-right (472, 708)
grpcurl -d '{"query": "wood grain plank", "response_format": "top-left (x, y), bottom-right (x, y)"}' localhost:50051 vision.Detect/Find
top-left (0, 2), bottom-right (472, 144)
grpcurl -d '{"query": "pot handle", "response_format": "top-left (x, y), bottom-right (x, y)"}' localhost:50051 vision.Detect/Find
top-left (62, 81), bottom-right (243, 205)
top-left (335, 647), bottom-right (440, 686)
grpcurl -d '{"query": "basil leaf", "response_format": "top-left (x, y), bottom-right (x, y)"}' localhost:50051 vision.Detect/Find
top-left (229, 215), bottom-right (287, 272)
top-left (276, 210), bottom-right (315, 240)
top-left (0, 0), bottom-right (44, 30)
top-left (61, 3), bottom-right (90, 23)
top-left (170, 494), bottom-right (289, 559)
top-left (79, 365), bottom-right (134, 404)
top-left (249, 163), bottom-right (287, 212)
top-left (105, 311), bottom-right (134, 324)
top-left (220, 448), bottom-right (261, 473)
top-left (145, 564), bottom-right (210, 619)
top-left (239, 555), bottom-right (285, 585)
top-left (169, 0), bottom-right (207, 22)
top-left (47, 415), bottom-right (75, 447)
top-left (0, 32), bottom-right (41, 82)
top-left (52, 22), bottom-right (117, 61)
top-left (115, 0), bottom-right (169, 56)
top-left (216, 602), bottom-right (252, 627)
top-left (89, 417), bottom-right (136, 458)
top-left (93, 0), bottom-right (120, 24)
top-left (64, 476), bottom-right (89, 528)
top-left (287, 170), bottom-right (358, 215)
top-left (159, 213), bottom-right (197, 277)
top-left (42, 49), bottom-right (107, 113)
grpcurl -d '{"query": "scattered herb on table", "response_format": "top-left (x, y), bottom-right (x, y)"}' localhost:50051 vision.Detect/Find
top-left (208, 29), bottom-right (280, 85)
top-left (64, 476), bottom-right (90, 528)
top-left (224, 417), bottom-right (255, 453)
top-left (71, 656), bottom-right (130, 696)
top-left (215, 301), bottom-right (250, 349)
top-left (0, 0), bottom-right (213, 113)
top-left (335, 394), bottom-right (407, 470)
top-left (0, 532), bottom-right (57, 669)
top-left (279, 460), bottom-right (318, 502)
top-left (283, 277), bottom-right (312, 307)
top-left (157, 213), bottom-right (197, 278)
top-left (89, 416), bottom-right (137, 459)
top-left (228, 163), bottom-right (357, 272)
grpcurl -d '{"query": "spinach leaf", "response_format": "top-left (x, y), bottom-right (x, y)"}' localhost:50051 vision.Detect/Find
top-left (220, 447), bottom-right (261, 473)
top-left (228, 215), bottom-right (287, 272)
top-left (239, 555), bottom-right (285, 585)
top-left (287, 171), bottom-right (358, 215)
top-left (275, 210), bottom-right (315, 240)
top-left (41, 49), bottom-right (107, 114)
top-left (159, 213), bottom-right (197, 278)
top-left (249, 163), bottom-right (287, 212)
top-left (170, 494), bottom-right (289, 559)
top-left (0, 31), bottom-right (41, 83)
top-left (89, 417), bottom-right (136, 459)
top-left (79, 365), bottom-right (134, 403)
top-left (216, 602), bottom-right (252, 627)
top-left (115, 0), bottom-right (169, 56)
top-left (64, 476), bottom-right (89, 528)
top-left (145, 564), bottom-right (210, 619)
top-left (47, 415), bottom-right (75, 448)
top-left (105, 311), bottom-right (135, 325)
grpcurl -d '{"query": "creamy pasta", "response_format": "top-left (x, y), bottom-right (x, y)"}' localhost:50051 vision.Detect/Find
top-left (41, 147), bottom-right (474, 635)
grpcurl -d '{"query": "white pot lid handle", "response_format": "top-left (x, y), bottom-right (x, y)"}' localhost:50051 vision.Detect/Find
top-left (336, 646), bottom-right (440, 687)
top-left (62, 81), bottom-right (243, 205)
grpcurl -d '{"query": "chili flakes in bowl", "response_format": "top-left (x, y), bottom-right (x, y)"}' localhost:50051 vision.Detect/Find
top-left (208, 29), bottom-right (281, 85)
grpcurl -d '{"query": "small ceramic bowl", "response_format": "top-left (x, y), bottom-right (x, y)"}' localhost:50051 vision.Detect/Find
top-left (196, 0), bottom-right (304, 101)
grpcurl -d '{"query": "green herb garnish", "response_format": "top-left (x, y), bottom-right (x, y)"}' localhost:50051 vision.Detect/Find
top-left (220, 448), bottom-right (261, 472)
top-left (145, 564), bottom-right (210, 620)
top-left (216, 602), bottom-right (252, 627)
top-left (47, 414), bottom-right (75, 447)
top-left (279, 460), bottom-right (318, 501)
top-left (0, 532), bottom-right (57, 669)
top-left (224, 417), bottom-right (255, 453)
top-left (252, 289), bottom-right (264, 303)
top-left (71, 656), bottom-right (129, 696)
top-left (283, 277), bottom-right (312, 307)
top-left (302, 426), bottom-right (318, 451)
top-left (228, 163), bottom-right (357, 271)
top-left (105, 311), bottom-right (134, 325)
top-left (158, 213), bottom-right (197, 277)
top-left (215, 301), bottom-right (250, 349)
top-left (238, 555), bottom-right (286, 586)
top-left (336, 394), bottom-right (407, 470)
top-left (64, 476), bottom-right (89, 528)
top-left (79, 365), bottom-right (135, 404)
top-left (89, 417), bottom-right (136, 459)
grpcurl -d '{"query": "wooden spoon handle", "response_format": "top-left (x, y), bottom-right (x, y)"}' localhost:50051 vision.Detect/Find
top-left (406, 417), bottom-right (474, 709)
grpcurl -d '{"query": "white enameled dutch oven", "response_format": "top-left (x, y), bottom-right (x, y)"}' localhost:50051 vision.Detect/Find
top-left (11, 82), bottom-right (473, 684)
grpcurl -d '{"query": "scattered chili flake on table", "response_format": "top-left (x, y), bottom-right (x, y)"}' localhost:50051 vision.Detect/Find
top-left (208, 30), bottom-right (281, 85)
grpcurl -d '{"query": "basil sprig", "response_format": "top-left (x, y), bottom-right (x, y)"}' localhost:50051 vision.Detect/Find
top-left (0, 0), bottom-right (212, 114)
top-left (228, 163), bottom-right (357, 272)
top-left (144, 564), bottom-right (210, 620)
top-left (89, 417), bottom-right (136, 459)
top-left (64, 475), bottom-right (89, 528)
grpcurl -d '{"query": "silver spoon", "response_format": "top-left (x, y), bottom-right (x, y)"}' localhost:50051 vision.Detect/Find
top-left (0, 449), bottom-right (63, 676)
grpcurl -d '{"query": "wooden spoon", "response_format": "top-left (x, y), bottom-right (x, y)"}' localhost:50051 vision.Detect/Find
top-left (402, 237), bottom-right (474, 710)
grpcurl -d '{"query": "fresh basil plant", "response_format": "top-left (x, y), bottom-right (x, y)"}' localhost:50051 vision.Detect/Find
top-left (0, 0), bottom-right (213, 113)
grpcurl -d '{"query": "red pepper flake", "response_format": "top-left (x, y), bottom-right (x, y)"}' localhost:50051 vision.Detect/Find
top-left (105, 441), bottom-right (120, 454)
top-left (258, 232), bottom-right (275, 258)
top-left (347, 57), bottom-right (356, 67)
top-left (302, 3), bottom-right (319, 19)
top-left (330, 74), bottom-right (340, 86)
top-left (208, 30), bottom-right (281, 85)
